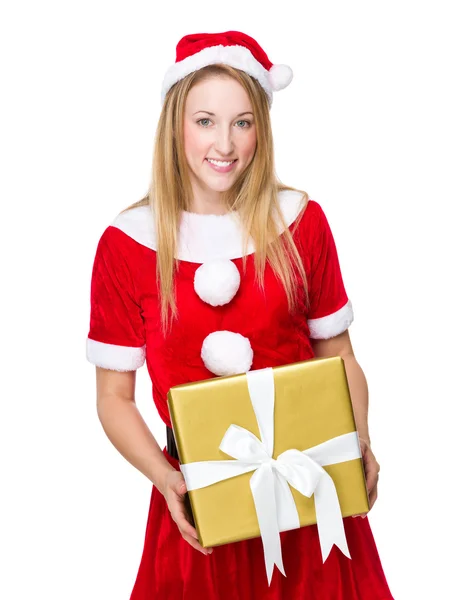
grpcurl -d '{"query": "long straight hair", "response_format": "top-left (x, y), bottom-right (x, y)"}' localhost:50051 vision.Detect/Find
top-left (124, 64), bottom-right (311, 337)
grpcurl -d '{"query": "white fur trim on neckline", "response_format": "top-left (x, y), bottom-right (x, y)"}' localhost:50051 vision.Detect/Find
top-left (111, 190), bottom-right (308, 263)
top-left (86, 338), bottom-right (146, 371)
top-left (161, 45), bottom-right (273, 106)
top-left (307, 299), bottom-right (354, 340)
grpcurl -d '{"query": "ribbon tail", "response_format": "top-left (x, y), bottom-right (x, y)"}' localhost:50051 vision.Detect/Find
top-left (315, 472), bottom-right (351, 562)
top-left (250, 464), bottom-right (286, 585)
top-left (273, 469), bottom-right (301, 532)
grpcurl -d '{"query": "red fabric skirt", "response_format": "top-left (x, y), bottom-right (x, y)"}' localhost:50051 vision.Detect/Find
top-left (129, 448), bottom-right (394, 600)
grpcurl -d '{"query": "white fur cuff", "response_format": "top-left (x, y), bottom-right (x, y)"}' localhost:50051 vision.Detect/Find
top-left (86, 338), bottom-right (146, 371)
top-left (307, 299), bottom-right (354, 340)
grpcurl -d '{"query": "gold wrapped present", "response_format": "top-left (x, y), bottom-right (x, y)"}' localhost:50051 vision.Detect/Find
top-left (167, 357), bottom-right (370, 584)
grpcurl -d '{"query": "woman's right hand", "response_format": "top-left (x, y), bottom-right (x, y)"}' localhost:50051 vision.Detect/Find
top-left (163, 469), bottom-right (213, 556)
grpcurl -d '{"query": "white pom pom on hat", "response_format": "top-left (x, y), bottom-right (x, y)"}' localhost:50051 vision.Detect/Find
top-left (268, 64), bottom-right (294, 91)
top-left (161, 30), bottom-right (293, 108)
top-left (201, 330), bottom-right (254, 376)
top-left (194, 259), bottom-right (241, 307)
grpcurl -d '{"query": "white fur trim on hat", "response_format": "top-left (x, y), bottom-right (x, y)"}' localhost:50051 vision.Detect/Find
top-left (194, 259), bottom-right (241, 306)
top-left (201, 330), bottom-right (253, 376)
top-left (161, 44), bottom-right (274, 106)
top-left (307, 299), bottom-right (354, 340)
top-left (86, 338), bottom-right (146, 371)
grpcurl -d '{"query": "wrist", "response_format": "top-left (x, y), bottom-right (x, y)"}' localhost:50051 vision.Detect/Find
top-left (153, 461), bottom-right (177, 495)
top-left (358, 434), bottom-right (371, 448)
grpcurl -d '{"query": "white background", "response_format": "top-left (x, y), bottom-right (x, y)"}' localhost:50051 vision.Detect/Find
top-left (1, 1), bottom-right (468, 598)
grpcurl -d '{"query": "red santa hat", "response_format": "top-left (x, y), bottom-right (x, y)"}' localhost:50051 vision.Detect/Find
top-left (161, 30), bottom-right (293, 107)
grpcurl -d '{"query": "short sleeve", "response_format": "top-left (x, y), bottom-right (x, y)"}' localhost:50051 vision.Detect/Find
top-left (306, 202), bottom-right (354, 339)
top-left (86, 226), bottom-right (146, 371)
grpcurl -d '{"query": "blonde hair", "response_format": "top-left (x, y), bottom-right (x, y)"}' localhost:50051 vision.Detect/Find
top-left (124, 64), bottom-right (310, 337)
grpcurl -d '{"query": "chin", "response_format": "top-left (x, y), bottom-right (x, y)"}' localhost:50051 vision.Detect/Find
top-left (201, 173), bottom-right (238, 191)
top-left (206, 181), bottom-right (234, 192)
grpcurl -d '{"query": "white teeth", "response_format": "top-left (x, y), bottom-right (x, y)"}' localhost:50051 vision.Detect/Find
top-left (207, 159), bottom-right (235, 167)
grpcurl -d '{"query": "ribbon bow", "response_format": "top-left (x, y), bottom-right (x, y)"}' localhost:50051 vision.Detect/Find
top-left (179, 367), bottom-right (362, 585)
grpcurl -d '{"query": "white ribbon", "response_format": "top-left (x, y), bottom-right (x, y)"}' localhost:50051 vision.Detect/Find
top-left (179, 367), bottom-right (362, 585)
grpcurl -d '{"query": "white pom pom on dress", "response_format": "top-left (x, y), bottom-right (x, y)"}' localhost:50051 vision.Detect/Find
top-left (201, 330), bottom-right (253, 376)
top-left (194, 259), bottom-right (241, 306)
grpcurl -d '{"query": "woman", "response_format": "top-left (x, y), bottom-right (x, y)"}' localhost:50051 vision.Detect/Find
top-left (86, 30), bottom-right (394, 599)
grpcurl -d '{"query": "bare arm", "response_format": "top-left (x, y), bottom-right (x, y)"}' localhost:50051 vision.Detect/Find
top-left (310, 330), bottom-right (370, 446)
top-left (311, 330), bottom-right (381, 512)
top-left (95, 367), bottom-right (175, 493)
top-left (94, 366), bottom-right (212, 554)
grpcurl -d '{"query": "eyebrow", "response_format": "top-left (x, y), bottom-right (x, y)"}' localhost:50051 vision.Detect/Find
top-left (192, 111), bottom-right (254, 117)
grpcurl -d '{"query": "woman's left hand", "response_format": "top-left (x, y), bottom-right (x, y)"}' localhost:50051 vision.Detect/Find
top-left (352, 437), bottom-right (380, 518)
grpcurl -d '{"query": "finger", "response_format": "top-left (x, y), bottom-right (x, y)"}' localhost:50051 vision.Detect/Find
top-left (367, 469), bottom-right (379, 494)
top-left (182, 532), bottom-right (213, 555)
top-left (368, 484), bottom-right (378, 510)
top-left (168, 491), bottom-right (213, 555)
top-left (171, 500), bottom-right (199, 540)
top-left (176, 479), bottom-right (187, 497)
top-left (363, 454), bottom-right (378, 487)
top-left (354, 469), bottom-right (377, 517)
top-left (169, 499), bottom-right (213, 554)
top-left (362, 453), bottom-right (372, 480)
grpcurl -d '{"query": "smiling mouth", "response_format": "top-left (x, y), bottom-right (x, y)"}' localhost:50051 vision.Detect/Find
top-left (206, 158), bottom-right (237, 166)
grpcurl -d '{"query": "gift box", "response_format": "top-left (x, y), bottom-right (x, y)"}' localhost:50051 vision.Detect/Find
top-left (167, 356), bottom-right (369, 584)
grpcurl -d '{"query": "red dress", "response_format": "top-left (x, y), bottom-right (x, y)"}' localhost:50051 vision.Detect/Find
top-left (86, 190), bottom-right (395, 599)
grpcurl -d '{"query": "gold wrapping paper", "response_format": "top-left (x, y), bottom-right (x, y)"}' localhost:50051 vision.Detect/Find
top-left (167, 356), bottom-right (370, 548)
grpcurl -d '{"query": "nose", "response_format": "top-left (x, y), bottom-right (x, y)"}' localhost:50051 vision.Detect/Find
top-left (214, 124), bottom-right (235, 156)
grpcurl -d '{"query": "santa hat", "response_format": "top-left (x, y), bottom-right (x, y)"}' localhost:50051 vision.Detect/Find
top-left (161, 30), bottom-right (293, 107)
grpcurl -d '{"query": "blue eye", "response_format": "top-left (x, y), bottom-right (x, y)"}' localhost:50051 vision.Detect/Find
top-left (236, 120), bottom-right (251, 128)
top-left (197, 118), bottom-right (212, 127)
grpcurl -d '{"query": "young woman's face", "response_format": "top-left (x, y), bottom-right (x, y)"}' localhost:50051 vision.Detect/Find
top-left (183, 76), bottom-right (257, 200)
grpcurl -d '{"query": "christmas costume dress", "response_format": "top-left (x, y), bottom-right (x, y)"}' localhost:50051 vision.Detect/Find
top-left (86, 189), bottom-right (394, 599)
